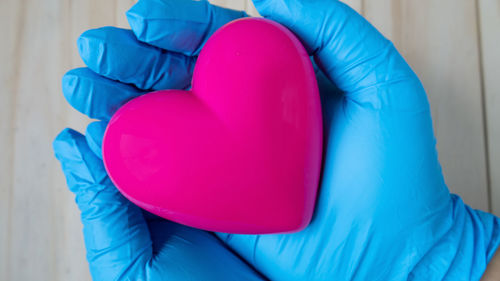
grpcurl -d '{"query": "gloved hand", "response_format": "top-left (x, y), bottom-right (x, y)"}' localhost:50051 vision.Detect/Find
top-left (54, 0), bottom-right (500, 280)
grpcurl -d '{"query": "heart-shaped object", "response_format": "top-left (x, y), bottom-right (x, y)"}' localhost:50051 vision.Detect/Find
top-left (103, 18), bottom-right (322, 234)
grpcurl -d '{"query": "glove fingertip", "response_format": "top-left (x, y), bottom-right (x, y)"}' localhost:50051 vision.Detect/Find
top-left (62, 68), bottom-right (91, 117)
top-left (77, 28), bottom-right (114, 75)
top-left (53, 128), bottom-right (81, 160)
top-left (53, 128), bottom-right (107, 194)
top-left (126, 5), bottom-right (147, 42)
top-left (53, 128), bottom-right (88, 192)
top-left (85, 121), bottom-right (108, 159)
top-left (61, 69), bottom-right (78, 102)
top-left (126, 0), bottom-right (247, 55)
top-left (77, 31), bottom-right (94, 68)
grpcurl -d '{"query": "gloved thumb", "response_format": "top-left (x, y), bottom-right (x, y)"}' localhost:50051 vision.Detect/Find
top-left (53, 128), bottom-right (153, 280)
top-left (252, 0), bottom-right (424, 110)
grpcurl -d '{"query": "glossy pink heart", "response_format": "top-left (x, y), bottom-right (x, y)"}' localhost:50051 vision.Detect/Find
top-left (103, 18), bottom-right (322, 234)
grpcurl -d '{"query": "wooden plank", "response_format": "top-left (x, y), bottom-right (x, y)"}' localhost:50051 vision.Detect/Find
top-left (0, 0), bottom-right (121, 279)
top-left (245, 0), bottom-right (260, 17)
top-left (211, 0), bottom-right (246, 11)
top-left (363, 0), bottom-right (489, 211)
top-left (0, 1), bottom-right (20, 280)
top-left (363, 0), bottom-right (400, 40)
top-left (115, 0), bottom-right (137, 28)
top-left (5, 0), bottom-right (92, 280)
top-left (478, 0), bottom-right (500, 216)
top-left (342, 0), bottom-right (364, 14)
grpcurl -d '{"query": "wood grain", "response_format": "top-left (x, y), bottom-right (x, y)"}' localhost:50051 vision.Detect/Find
top-left (478, 0), bottom-right (500, 215)
top-left (0, 0), bottom-right (122, 280)
top-left (245, 0), bottom-right (260, 16)
top-left (342, 0), bottom-right (363, 13)
top-left (0, 0), bottom-right (498, 280)
top-left (212, 0), bottom-right (246, 11)
top-left (115, 0), bottom-right (138, 28)
top-left (0, 1), bottom-right (20, 280)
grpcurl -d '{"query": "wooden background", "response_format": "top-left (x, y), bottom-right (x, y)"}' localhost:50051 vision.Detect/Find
top-left (0, 0), bottom-right (499, 280)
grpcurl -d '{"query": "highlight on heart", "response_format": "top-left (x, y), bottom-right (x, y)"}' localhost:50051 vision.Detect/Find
top-left (102, 18), bottom-right (323, 234)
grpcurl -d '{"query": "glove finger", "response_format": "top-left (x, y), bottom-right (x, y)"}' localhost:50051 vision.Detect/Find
top-left (62, 68), bottom-right (145, 121)
top-left (127, 0), bottom-right (247, 56)
top-left (252, 0), bottom-right (427, 110)
top-left (85, 121), bottom-right (108, 159)
top-left (78, 27), bottom-right (195, 90)
top-left (53, 128), bottom-right (153, 280)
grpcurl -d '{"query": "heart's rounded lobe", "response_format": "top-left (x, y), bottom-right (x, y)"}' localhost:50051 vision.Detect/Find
top-left (103, 18), bottom-right (322, 234)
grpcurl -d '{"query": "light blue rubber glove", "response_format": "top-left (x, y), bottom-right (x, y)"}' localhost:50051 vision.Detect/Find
top-left (54, 0), bottom-right (500, 280)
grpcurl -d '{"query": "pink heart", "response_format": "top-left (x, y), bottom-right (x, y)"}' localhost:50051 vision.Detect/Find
top-left (103, 18), bottom-right (322, 234)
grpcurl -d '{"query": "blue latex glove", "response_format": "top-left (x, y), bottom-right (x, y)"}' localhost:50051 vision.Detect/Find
top-left (54, 0), bottom-right (500, 280)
